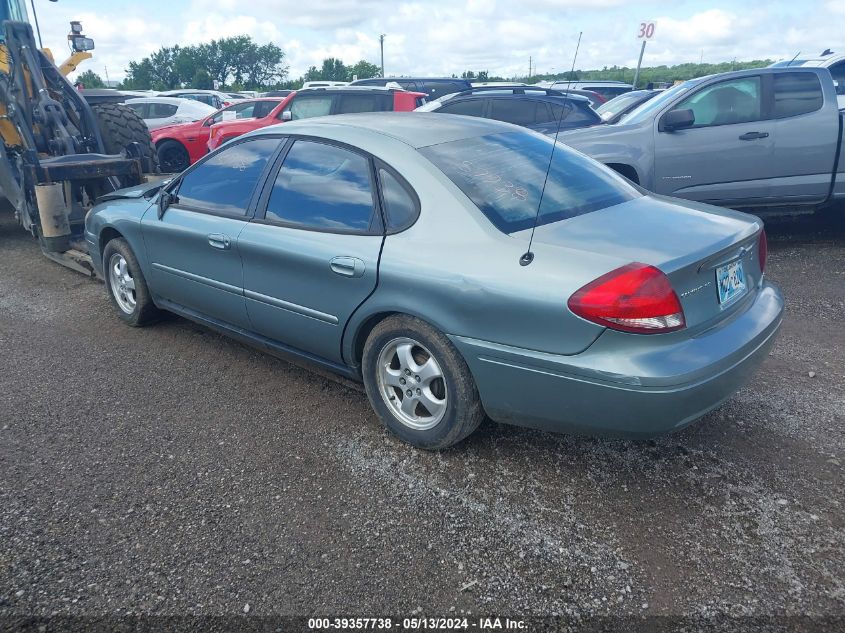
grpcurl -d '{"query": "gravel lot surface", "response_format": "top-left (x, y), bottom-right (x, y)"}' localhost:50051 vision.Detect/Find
top-left (0, 207), bottom-right (843, 630)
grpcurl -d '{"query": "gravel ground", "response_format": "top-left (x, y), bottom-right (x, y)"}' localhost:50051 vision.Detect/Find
top-left (0, 208), bottom-right (843, 630)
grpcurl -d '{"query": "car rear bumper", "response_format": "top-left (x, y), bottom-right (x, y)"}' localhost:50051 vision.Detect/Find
top-left (449, 282), bottom-right (783, 437)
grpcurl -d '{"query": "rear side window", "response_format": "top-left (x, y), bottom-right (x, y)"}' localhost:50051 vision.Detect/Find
top-left (489, 99), bottom-right (539, 126)
top-left (772, 72), bottom-right (824, 118)
top-left (378, 168), bottom-right (418, 231)
top-left (336, 93), bottom-right (392, 114)
top-left (420, 132), bottom-right (640, 234)
top-left (264, 140), bottom-right (377, 232)
top-left (438, 99), bottom-right (485, 117)
top-left (176, 138), bottom-right (279, 216)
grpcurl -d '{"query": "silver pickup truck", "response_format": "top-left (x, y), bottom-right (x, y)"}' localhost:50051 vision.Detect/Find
top-left (559, 67), bottom-right (845, 212)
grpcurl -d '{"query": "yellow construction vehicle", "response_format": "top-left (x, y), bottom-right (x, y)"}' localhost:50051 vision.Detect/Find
top-left (0, 1), bottom-right (157, 275)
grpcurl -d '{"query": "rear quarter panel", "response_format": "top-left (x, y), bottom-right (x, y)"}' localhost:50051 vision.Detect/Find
top-left (325, 130), bottom-right (609, 365)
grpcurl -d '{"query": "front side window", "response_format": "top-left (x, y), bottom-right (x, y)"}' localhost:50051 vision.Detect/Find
top-left (149, 103), bottom-right (178, 118)
top-left (829, 62), bottom-right (845, 95)
top-left (176, 138), bottom-right (280, 216)
top-left (671, 77), bottom-right (762, 127)
top-left (126, 102), bottom-right (147, 117)
top-left (264, 140), bottom-right (376, 232)
top-left (420, 132), bottom-right (640, 234)
top-left (286, 95), bottom-right (334, 120)
top-left (438, 98), bottom-right (485, 117)
top-left (772, 72), bottom-right (824, 118)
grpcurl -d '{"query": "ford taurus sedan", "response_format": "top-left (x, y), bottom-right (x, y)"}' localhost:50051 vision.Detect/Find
top-left (85, 113), bottom-right (783, 449)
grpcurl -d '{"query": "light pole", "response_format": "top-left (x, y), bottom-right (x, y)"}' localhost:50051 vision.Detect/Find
top-left (379, 34), bottom-right (385, 77)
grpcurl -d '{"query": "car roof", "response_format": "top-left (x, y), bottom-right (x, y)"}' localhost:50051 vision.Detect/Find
top-left (244, 112), bottom-right (522, 149)
top-left (126, 96), bottom-right (201, 106)
top-left (297, 86), bottom-right (425, 96)
top-left (351, 77), bottom-right (469, 83)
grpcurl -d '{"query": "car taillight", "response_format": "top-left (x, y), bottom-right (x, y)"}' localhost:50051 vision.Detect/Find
top-left (567, 263), bottom-right (685, 334)
top-left (758, 229), bottom-right (768, 273)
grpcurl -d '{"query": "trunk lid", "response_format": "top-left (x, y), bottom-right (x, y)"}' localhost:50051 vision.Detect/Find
top-left (526, 195), bottom-right (764, 331)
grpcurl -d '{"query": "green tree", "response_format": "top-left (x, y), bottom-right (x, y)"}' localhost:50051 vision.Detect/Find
top-left (319, 57), bottom-right (347, 81)
top-left (76, 69), bottom-right (105, 88)
top-left (192, 68), bottom-right (213, 89)
top-left (347, 59), bottom-right (381, 81)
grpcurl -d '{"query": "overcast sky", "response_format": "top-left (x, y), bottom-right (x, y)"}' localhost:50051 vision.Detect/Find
top-left (29, 0), bottom-right (844, 83)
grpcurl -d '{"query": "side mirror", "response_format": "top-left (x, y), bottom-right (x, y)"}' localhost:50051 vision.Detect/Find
top-left (157, 190), bottom-right (177, 219)
top-left (281, 110), bottom-right (293, 121)
top-left (661, 108), bottom-right (695, 132)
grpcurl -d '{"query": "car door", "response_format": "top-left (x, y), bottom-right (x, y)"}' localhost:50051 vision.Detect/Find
top-left (141, 137), bottom-right (282, 328)
top-left (768, 71), bottom-right (837, 203)
top-left (238, 138), bottom-right (384, 363)
top-left (653, 75), bottom-right (774, 203)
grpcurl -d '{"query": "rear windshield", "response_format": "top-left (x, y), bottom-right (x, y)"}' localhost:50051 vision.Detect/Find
top-left (420, 132), bottom-right (640, 234)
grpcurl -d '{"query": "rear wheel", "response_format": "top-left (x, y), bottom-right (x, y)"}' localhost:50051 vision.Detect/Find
top-left (156, 139), bottom-right (190, 173)
top-left (362, 315), bottom-right (485, 450)
top-left (92, 103), bottom-right (159, 174)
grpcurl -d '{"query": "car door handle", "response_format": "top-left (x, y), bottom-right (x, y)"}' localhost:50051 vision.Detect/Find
top-left (208, 233), bottom-right (231, 250)
top-left (330, 256), bottom-right (365, 278)
top-left (738, 131), bottom-right (769, 140)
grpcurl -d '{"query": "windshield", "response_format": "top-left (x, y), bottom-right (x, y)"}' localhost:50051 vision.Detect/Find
top-left (420, 132), bottom-right (640, 234)
top-left (597, 91), bottom-right (650, 119)
top-left (0, 0), bottom-right (27, 25)
top-left (619, 82), bottom-right (691, 124)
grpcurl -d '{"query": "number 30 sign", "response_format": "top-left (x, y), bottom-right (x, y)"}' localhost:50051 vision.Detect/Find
top-left (637, 21), bottom-right (656, 40)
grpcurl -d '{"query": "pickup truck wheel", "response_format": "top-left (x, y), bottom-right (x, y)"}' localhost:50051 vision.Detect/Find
top-left (362, 315), bottom-right (485, 450)
top-left (103, 238), bottom-right (160, 327)
top-left (157, 140), bottom-right (190, 173)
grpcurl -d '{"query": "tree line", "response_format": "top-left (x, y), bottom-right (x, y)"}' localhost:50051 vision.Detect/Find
top-left (73, 38), bottom-right (774, 93)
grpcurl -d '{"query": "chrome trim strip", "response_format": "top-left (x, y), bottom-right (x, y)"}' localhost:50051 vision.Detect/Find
top-left (244, 289), bottom-right (339, 325)
top-left (151, 262), bottom-right (242, 295)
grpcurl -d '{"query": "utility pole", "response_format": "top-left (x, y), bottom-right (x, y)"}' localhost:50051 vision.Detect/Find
top-left (104, 66), bottom-right (110, 86)
top-left (379, 34), bottom-right (385, 77)
top-left (528, 56), bottom-right (532, 79)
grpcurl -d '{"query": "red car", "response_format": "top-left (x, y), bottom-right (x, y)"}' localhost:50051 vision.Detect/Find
top-left (207, 87), bottom-right (426, 151)
top-left (151, 97), bottom-right (290, 173)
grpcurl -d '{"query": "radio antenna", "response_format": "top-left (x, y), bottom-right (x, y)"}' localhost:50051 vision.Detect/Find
top-left (520, 31), bottom-right (582, 266)
top-left (786, 51), bottom-right (801, 67)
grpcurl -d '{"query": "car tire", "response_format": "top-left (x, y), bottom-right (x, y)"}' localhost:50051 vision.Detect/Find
top-left (91, 103), bottom-right (159, 175)
top-left (362, 315), bottom-right (485, 450)
top-left (156, 139), bottom-right (190, 173)
top-left (102, 238), bottom-right (160, 327)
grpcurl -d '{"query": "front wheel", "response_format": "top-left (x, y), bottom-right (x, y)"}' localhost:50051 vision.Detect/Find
top-left (103, 238), bottom-right (160, 326)
top-left (362, 315), bottom-right (485, 450)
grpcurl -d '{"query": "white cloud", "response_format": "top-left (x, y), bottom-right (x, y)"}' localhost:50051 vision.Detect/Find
top-left (28, 0), bottom-right (842, 83)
